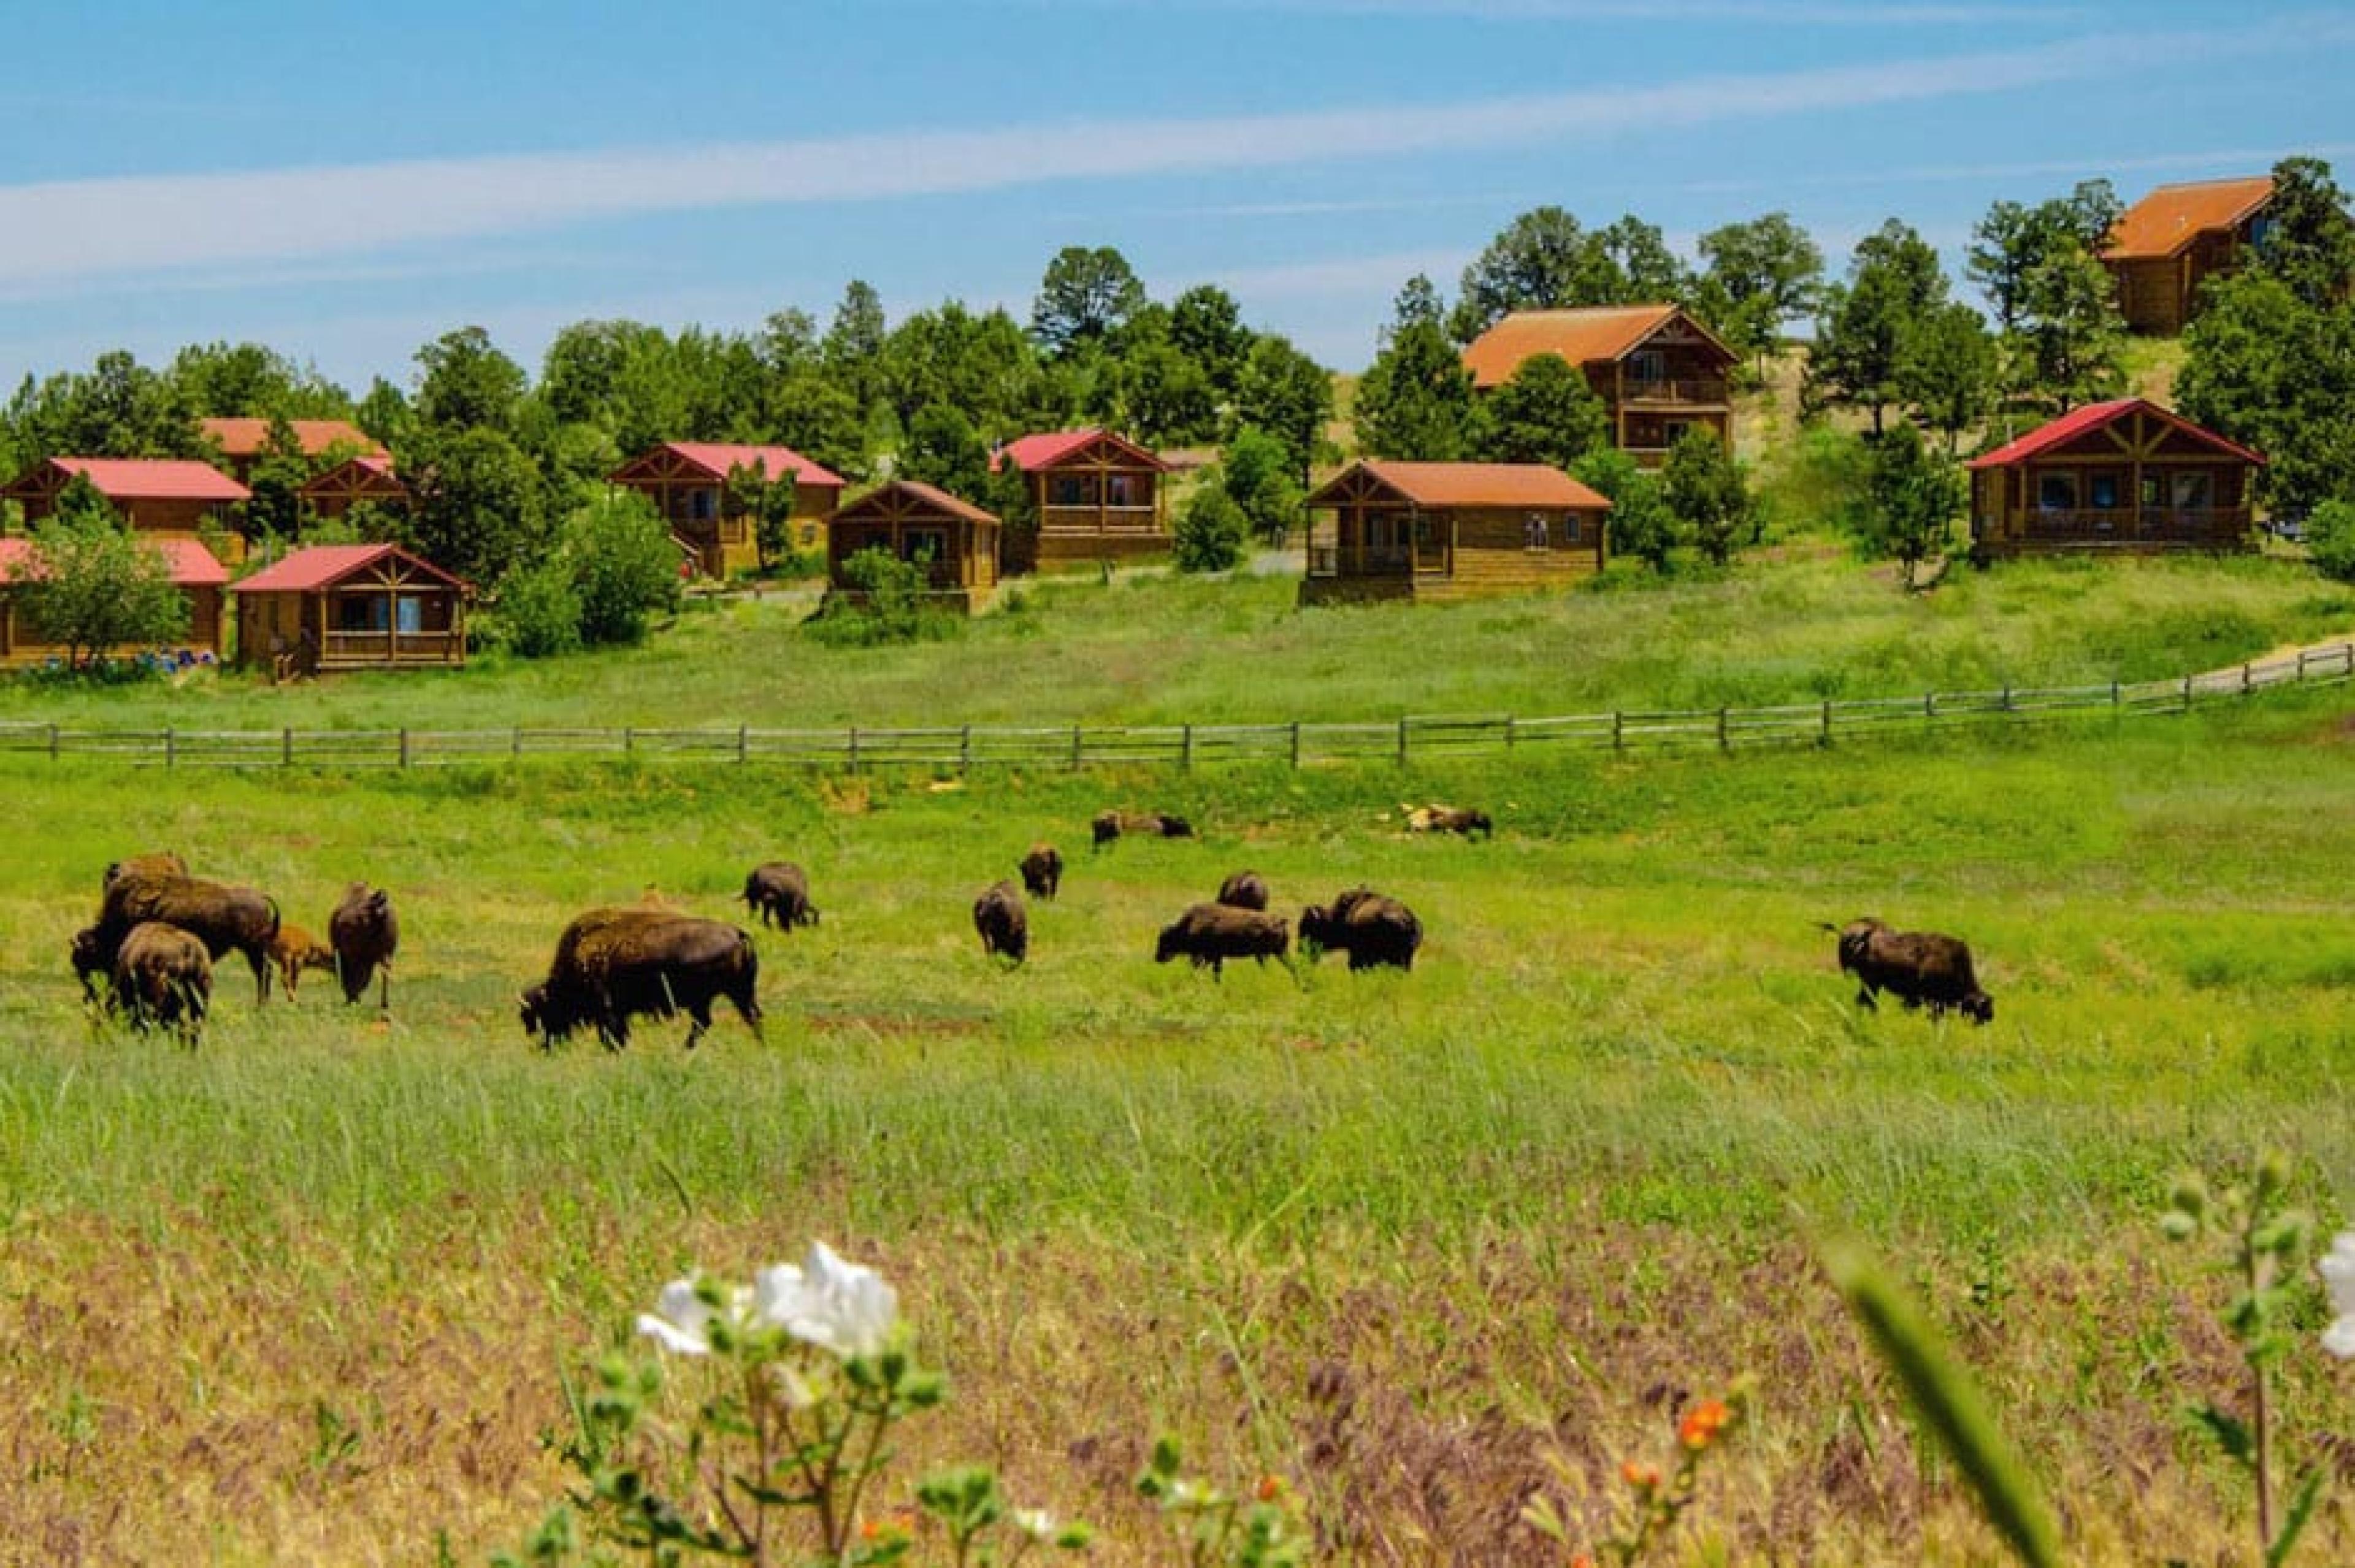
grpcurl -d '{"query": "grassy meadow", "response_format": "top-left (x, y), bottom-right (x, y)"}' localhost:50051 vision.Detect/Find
top-left (0, 551), bottom-right (2351, 1564)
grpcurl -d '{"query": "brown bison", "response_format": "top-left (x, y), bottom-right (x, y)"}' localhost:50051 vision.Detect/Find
top-left (327, 883), bottom-right (400, 1009)
top-left (741, 862), bottom-right (819, 929)
top-left (521, 908), bottom-right (763, 1050)
top-left (1154, 903), bottom-right (1290, 978)
top-left (1019, 842), bottom-right (1064, 901)
top-left (267, 924), bottom-right (339, 998)
top-left (1828, 918), bottom-right (1993, 1023)
top-left (1216, 870), bottom-right (1271, 911)
top-left (112, 920), bottom-right (212, 1047)
top-left (70, 925), bottom-right (110, 1002)
top-left (1092, 809), bottom-right (1196, 850)
top-left (104, 851), bottom-right (188, 889)
top-left (1403, 803), bottom-right (1492, 838)
top-left (94, 871), bottom-right (281, 1004)
top-left (1299, 889), bottom-right (1423, 971)
top-left (973, 880), bottom-right (1030, 965)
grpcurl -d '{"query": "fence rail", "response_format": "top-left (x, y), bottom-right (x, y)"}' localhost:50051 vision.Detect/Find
top-left (0, 644), bottom-right (2347, 774)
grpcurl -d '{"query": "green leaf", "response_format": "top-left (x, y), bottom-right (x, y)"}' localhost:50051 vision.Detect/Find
top-left (2185, 1404), bottom-right (2256, 1468)
top-left (2265, 1468), bottom-right (2327, 1568)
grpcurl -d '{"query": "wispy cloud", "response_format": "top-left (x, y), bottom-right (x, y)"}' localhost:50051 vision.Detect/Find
top-left (0, 18), bottom-right (2335, 296)
top-left (1052, 0), bottom-right (2086, 22)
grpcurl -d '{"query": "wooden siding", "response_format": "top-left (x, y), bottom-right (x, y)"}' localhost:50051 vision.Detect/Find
top-left (2105, 219), bottom-right (2261, 336)
top-left (610, 458), bottom-right (840, 579)
top-left (1970, 408), bottom-right (2259, 557)
top-left (1301, 498), bottom-right (1607, 605)
top-left (0, 586), bottom-right (223, 666)
top-left (826, 489), bottom-right (1000, 614)
top-left (234, 560), bottom-right (466, 676)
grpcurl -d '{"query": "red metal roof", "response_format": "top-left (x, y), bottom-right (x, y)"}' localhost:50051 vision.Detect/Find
top-left (616, 442), bottom-right (846, 491)
top-left (1462, 304), bottom-right (1735, 389)
top-left (199, 418), bottom-right (385, 460)
top-left (232, 543), bottom-right (466, 594)
top-left (1312, 461), bottom-right (1613, 511)
top-left (992, 428), bottom-right (1169, 473)
top-left (1966, 398), bottom-right (2267, 470)
top-left (2104, 177), bottom-right (2274, 261)
top-left (7, 457), bottom-right (250, 503)
top-left (0, 535), bottom-right (228, 587)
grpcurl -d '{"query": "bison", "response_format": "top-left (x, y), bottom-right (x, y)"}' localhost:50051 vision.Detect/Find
top-left (1216, 870), bottom-right (1271, 911)
top-left (70, 925), bottom-right (110, 1002)
top-left (521, 908), bottom-right (763, 1050)
top-left (327, 883), bottom-right (400, 1009)
top-left (1154, 903), bottom-right (1290, 979)
top-left (1298, 889), bottom-right (1423, 971)
top-left (973, 880), bottom-right (1030, 965)
top-left (1092, 809), bottom-right (1196, 850)
top-left (1403, 803), bottom-right (1492, 838)
top-left (1018, 842), bottom-right (1064, 901)
top-left (111, 920), bottom-right (212, 1047)
top-left (103, 851), bottom-right (189, 890)
top-left (1828, 917), bottom-right (1993, 1023)
top-left (267, 924), bottom-right (339, 998)
top-left (741, 862), bottom-right (820, 930)
top-left (94, 870), bottom-right (281, 1004)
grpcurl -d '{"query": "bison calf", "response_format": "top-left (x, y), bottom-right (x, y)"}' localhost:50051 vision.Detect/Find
top-left (742, 862), bottom-right (819, 930)
top-left (112, 920), bottom-right (212, 1047)
top-left (1154, 903), bottom-right (1290, 979)
top-left (267, 924), bottom-right (339, 998)
top-left (1216, 870), bottom-right (1271, 911)
top-left (1829, 917), bottom-right (1993, 1024)
top-left (1299, 889), bottom-right (1423, 972)
top-left (1403, 803), bottom-right (1492, 838)
top-left (1019, 843), bottom-right (1063, 901)
top-left (973, 880), bottom-right (1030, 965)
top-left (328, 883), bottom-right (400, 1009)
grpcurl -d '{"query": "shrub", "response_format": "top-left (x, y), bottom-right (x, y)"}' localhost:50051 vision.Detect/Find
top-left (566, 491), bottom-right (682, 646)
top-left (495, 557), bottom-right (584, 659)
top-left (1173, 480), bottom-right (1250, 573)
top-left (6, 481), bottom-right (191, 670)
top-left (806, 546), bottom-right (960, 647)
top-left (2304, 497), bottom-right (2355, 583)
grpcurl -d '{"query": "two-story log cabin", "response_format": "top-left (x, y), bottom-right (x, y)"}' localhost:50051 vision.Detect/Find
top-left (990, 428), bottom-right (1170, 570)
top-left (2101, 177), bottom-right (2275, 336)
top-left (198, 418), bottom-right (385, 484)
top-left (1966, 399), bottom-right (2263, 557)
top-left (1461, 304), bottom-right (1737, 465)
top-left (1299, 461), bottom-right (1610, 605)
top-left (607, 442), bottom-right (846, 578)
top-left (2, 457), bottom-right (252, 561)
top-left (825, 481), bottom-right (1001, 614)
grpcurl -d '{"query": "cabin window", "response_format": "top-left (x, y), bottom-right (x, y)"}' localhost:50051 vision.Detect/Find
top-left (2140, 475), bottom-right (2163, 509)
top-left (902, 528), bottom-right (946, 565)
top-left (396, 595), bottom-right (429, 635)
top-left (2087, 472), bottom-right (2122, 510)
top-left (335, 595), bottom-right (390, 633)
top-left (1412, 516), bottom-right (1433, 545)
top-left (1627, 350), bottom-right (1665, 386)
top-left (1105, 473), bottom-right (1145, 507)
top-left (1561, 514), bottom-right (1582, 545)
top-left (1049, 475), bottom-right (1090, 507)
top-left (1523, 513), bottom-right (1549, 550)
top-left (2036, 472), bottom-right (2078, 511)
top-left (800, 523), bottom-right (818, 548)
top-left (689, 489), bottom-right (714, 522)
top-left (2172, 472), bottom-right (2212, 511)
top-left (1662, 419), bottom-right (1695, 448)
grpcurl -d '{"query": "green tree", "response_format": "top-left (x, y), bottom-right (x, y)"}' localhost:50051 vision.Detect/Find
top-left (2178, 270), bottom-right (2355, 514)
top-left (1171, 478), bottom-right (1250, 573)
top-left (1899, 301), bottom-right (1999, 453)
top-left (900, 404), bottom-right (993, 502)
top-left (2303, 497), bottom-right (2355, 582)
top-left (240, 413), bottom-right (313, 543)
top-left (1661, 426), bottom-right (1751, 567)
top-left (1168, 285), bottom-right (1253, 399)
top-left (1853, 424), bottom-right (1964, 589)
top-left (0, 351), bottom-right (204, 471)
top-left (5, 480), bottom-right (189, 668)
top-left (2012, 247), bottom-right (2126, 411)
top-left (1808, 220), bottom-right (1951, 435)
top-left (1479, 352), bottom-right (1607, 469)
top-left (1451, 207), bottom-right (1622, 340)
top-left (1031, 246), bottom-right (1146, 359)
top-left (1572, 447), bottom-right (1678, 572)
top-left (1110, 337), bottom-right (1218, 447)
top-left (1219, 426), bottom-right (1304, 547)
top-left (1595, 214), bottom-right (1689, 302)
top-left (413, 326), bottom-right (528, 433)
top-left (169, 341), bottom-right (352, 420)
top-left (725, 461), bottom-right (803, 573)
top-left (881, 303), bottom-right (1049, 438)
top-left (1231, 334), bottom-right (1333, 483)
top-left (400, 424), bottom-right (548, 587)
top-left (564, 489), bottom-right (683, 646)
top-left (1696, 212), bottom-right (1824, 372)
top-left (354, 377), bottom-right (413, 452)
top-left (1355, 277), bottom-right (1484, 460)
top-left (495, 556), bottom-right (584, 659)
top-left (2249, 155), bottom-right (2355, 310)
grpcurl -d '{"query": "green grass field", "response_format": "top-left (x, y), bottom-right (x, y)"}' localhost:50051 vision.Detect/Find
top-left (2, 554), bottom-right (2352, 1564)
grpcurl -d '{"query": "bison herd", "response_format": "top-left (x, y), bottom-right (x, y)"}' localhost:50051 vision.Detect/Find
top-left (57, 802), bottom-right (1997, 1052)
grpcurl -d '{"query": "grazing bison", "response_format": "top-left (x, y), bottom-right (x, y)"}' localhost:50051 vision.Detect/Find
top-left (94, 871), bottom-right (281, 1004)
top-left (1092, 809), bottom-right (1196, 850)
top-left (1216, 870), bottom-right (1271, 911)
top-left (1298, 889), bottom-right (1423, 971)
top-left (1827, 917), bottom-right (1993, 1023)
top-left (112, 920), bottom-right (212, 1047)
top-left (741, 862), bottom-right (820, 930)
top-left (1154, 903), bottom-right (1290, 979)
top-left (521, 908), bottom-right (763, 1050)
top-left (267, 924), bottom-right (339, 998)
top-left (972, 880), bottom-right (1030, 965)
top-left (1019, 842), bottom-right (1064, 901)
top-left (104, 851), bottom-right (188, 890)
top-left (69, 925), bottom-right (110, 1002)
top-left (327, 883), bottom-right (400, 1009)
top-left (1403, 803), bottom-right (1492, 838)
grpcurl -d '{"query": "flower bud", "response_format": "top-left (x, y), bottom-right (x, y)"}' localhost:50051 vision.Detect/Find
top-left (2167, 1176), bottom-right (2207, 1221)
top-left (2256, 1150), bottom-right (2289, 1198)
top-left (2160, 1210), bottom-right (2199, 1242)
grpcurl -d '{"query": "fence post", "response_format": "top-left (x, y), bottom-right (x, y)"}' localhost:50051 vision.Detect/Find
top-left (47, 723), bottom-right (58, 760)
top-left (512, 725), bottom-right (523, 758)
top-left (2111, 679), bottom-right (2120, 708)
top-left (1717, 706), bottom-right (1729, 750)
top-left (2001, 685), bottom-right (2012, 713)
top-left (282, 726), bottom-right (293, 766)
top-left (1289, 721), bottom-right (1301, 769)
top-left (737, 725), bottom-right (748, 764)
top-left (848, 727), bottom-right (860, 772)
top-left (1504, 715), bottom-right (1516, 750)
top-left (624, 727), bottom-right (635, 755)
top-left (1180, 723), bottom-right (1193, 770)
top-left (399, 727), bottom-right (410, 768)
top-left (960, 724), bottom-right (972, 777)
top-left (165, 727), bottom-right (175, 768)
top-left (2181, 675), bottom-right (2193, 711)
top-left (1924, 692), bottom-right (1936, 719)
top-left (1396, 716), bottom-right (1409, 766)
top-left (2242, 662), bottom-right (2252, 694)
top-left (1070, 724), bottom-right (1082, 771)
top-left (1612, 711), bottom-right (1624, 752)
top-left (1820, 699), bottom-right (1832, 744)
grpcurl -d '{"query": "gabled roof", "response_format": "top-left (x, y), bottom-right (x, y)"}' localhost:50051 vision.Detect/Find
top-left (1966, 397), bottom-right (2267, 470)
top-left (199, 418), bottom-right (385, 461)
top-left (299, 454), bottom-right (404, 490)
top-left (1310, 460), bottom-right (1612, 511)
top-left (2104, 177), bottom-right (2275, 261)
top-left (835, 480), bottom-right (1000, 527)
top-left (1462, 304), bottom-right (1736, 389)
top-left (4, 456), bottom-right (249, 503)
top-left (612, 442), bottom-right (846, 490)
top-left (991, 428), bottom-right (1169, 473)
top-left (232, 543), bottom-right (467, 594)
top-left (0, 535), bottom-right (229, 587)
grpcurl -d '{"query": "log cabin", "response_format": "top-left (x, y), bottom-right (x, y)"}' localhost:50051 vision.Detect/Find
top-left (199, 418), bottom-right (385, 484)
top-left (989, 428), bottom-right (1170, 570)
top-left (2, 457), bottom-right (252, 562)
top-left (232, 543), bottom-right (468, 676)
top-left (297, 454), bottom-right (410, 524)
top-left (1966, 398), bottom-right (2263, 557)
top-left (1299, 460), bottom-right (1610, 605)
top-left (2101, 177), bottom-right (2275, 336)
top-left (0, 535), bottom-right (228, 665)
top-left (1461, 304), bottom-right (1737, 465)
top-left (825, 481), bottom-right (1000, 614)
top-left (607, 442), bottom-right (846, 578)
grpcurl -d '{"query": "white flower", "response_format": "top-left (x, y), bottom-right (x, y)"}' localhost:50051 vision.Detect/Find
top-left (754, 1241), bottom-right (899, 1360)
top-left (637, 1274), bottom-right (752, 1357)
top-left (2322, 1230), bottom-right (2355, 1360)
top-left (1013, 1508), bottom-right (1058, 1542)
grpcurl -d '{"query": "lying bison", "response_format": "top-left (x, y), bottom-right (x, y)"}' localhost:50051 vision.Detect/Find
top-left (1092, 809), bottom-right (1195, 850)
top-left (522, 908), bottom-right (763, 1050)
top-left (1299, 889), bottom-right (1423, 972)
top-left (94, 870), bottom-right (281, 1004)
top-left (1154, 903), bottom-right (1290, 979)
top-left (1216, 870), bottom-right (1270, 911)
top-left (1827, 917), bottom-right (1993, 1023)
top-left (267, 924), bottom-right (339, 998)
top-left (742, 862), bottom-right (820, 930)
top-left (328, 883), bottom-right (400, 1009)
top-left (112, 920), bottom-right (212, 1047)
top-left (1019, 843), bottom-right (1063, 901)
top-left (973, 880), bottom-right (1029, 965)
top-left (1403, 803), bottom-right (1492, 838)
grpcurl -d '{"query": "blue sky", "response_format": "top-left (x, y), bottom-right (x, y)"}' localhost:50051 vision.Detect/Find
top-left (2, 0), bottom-right (2348, 393)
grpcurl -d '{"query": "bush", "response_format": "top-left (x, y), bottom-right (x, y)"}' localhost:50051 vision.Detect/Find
top-left (1572, 448), bottom-right (1680, 573)
top-left (494, 557), bottom-right (584, 659)
top-left (2305, 497), bottom-right (2355, 583)
top-left (567, 491), bottom-right (682, 646)
top-left (1173, 481), bottom-right (1250, 573)
top-left (1220, 426), bottom-right (1304, 547)
top-left (806, 547), bottom-right (960, 647)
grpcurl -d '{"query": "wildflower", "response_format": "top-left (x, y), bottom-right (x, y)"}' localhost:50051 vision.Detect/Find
top-left (1620, 1459), bottom-right (1661, 1491)
top-left (637, 1274), bottom-right (751, 1358)
top-left (1014, 1507), bottom-right (1059, 1542)
top-left (1679, 1398), bottom-right (1732, 1451)
top-left (2323, 1230), bottom-right (2355, 1359)
top-left (756, 1242), bottom-right (900, 1360)
top-left (1254, 1474), bottom-right (1285, 1503)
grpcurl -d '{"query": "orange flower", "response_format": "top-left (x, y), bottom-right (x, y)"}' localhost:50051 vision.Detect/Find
top-left (1255, 1474), bottom-right (1286, 1503)
top-left (1679, 1398), bottom-right (1731, 1452)
top-left (1620, 1459), bottom-right (1661, 1490)
top-left (1571, 1557), bottom-right (1596, 1568)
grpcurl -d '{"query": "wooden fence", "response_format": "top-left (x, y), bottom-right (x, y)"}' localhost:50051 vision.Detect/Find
top-left (0, 643), bottom-right (2346, 774)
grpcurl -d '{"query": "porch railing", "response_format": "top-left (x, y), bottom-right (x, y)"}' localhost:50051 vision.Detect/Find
top-left (2020, 507), bottom-right (2253, 545)
top-left (321, 630), bottom-right (465, 664)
